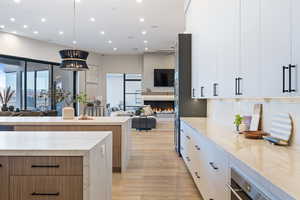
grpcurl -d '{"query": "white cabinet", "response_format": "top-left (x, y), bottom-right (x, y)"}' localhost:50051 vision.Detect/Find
top-left (261, 0), bottom-right (292, 97)
top-left (240, 0), bottom-right (262, 97)
top-left (291, 0), bottom-right (300, 96)
top-left (217, 0), bottom-right (240, 98)
top-left (185, 0), bottom-right (300, 99)
top-left (180, 120), bottom-right (230, 200)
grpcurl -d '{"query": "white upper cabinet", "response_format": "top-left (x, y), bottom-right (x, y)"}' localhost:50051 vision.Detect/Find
top-left (240, 0), bottom-right (262, 97)
top-left (261, 0), bottom-right (292, 97)
top-left (291, 0), bottom-right (300, 96)
top-left (217, 0), bottom-right (240, 98)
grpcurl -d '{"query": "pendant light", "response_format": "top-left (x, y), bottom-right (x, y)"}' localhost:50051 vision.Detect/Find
top-left (59, 0), bottom-right (89, 71)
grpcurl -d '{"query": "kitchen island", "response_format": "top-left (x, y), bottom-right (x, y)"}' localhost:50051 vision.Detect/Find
top-left (0, 117), bottom-right (131, 172)
top-left (0, 131), bottom-right (112, 200)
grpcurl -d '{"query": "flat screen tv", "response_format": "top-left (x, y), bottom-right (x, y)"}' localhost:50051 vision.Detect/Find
top-left (154, 69), bottom-right (175, 87)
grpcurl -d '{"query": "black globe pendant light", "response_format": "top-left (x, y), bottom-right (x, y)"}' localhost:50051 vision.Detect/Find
top-left (59, 0), bottom-right (89, 71)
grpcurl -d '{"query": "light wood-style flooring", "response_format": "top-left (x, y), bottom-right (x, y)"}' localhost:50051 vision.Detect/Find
top-left (112, 129), bottom-right (203, 200)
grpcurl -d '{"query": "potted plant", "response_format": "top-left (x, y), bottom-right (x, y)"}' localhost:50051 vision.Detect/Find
top-left (75, 93), bottom-right (93, 120)
top-left (49, 88), bottom-right (73, 119)
top-left (0, 86), bottom-right (15, 112)
top-left (234, 114), bottom-right (244, 133)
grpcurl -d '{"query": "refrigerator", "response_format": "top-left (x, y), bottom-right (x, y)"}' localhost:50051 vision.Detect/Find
top-left (174, 34), bottom-right (207, 156)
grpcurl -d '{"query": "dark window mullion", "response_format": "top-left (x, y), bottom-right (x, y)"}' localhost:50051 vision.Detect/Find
top-left (34, 70), bottom-right (37, 109)
top-left (24, 61), bottom-right (27, 110)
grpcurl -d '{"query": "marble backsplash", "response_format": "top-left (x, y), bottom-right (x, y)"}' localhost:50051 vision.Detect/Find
top-left (207, 99), bottom-right (300, 149)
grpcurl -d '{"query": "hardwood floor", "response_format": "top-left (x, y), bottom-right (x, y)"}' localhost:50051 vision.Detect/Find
top-left (112, 129), bottom-right (203, 200)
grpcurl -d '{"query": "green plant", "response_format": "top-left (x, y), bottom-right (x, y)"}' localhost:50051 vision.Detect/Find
top-left (0, 86), bottom-right (15, 106)
top-left (234, 114), bottom-right (244, 127)
top-left (75, 93), bottom-right (88, 105)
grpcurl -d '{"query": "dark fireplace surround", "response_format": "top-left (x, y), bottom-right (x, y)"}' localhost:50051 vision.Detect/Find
top-left (144, 101), bottom-right (174, 113)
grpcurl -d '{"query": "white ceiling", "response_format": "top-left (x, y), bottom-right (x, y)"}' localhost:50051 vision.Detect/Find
top-left (0, 0), bottom-right (185, 55)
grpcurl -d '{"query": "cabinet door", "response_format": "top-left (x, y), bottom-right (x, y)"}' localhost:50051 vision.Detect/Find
top-left (217, 0), bottom-right (240, 98)
top-left (292, 0), bottom-right (300, 96)
top-left (0, 157), bottom-right (9, 200)
top-left (186, 0), bottom-right (201, 98)
top-left (240, 0), bottom-right (262, 97)
top-left (261, 0), bottom-right (291, 97)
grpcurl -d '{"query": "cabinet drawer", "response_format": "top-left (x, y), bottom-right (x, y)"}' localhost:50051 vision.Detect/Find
top-left (10, 157), bottom-right (83, 176)
top-left (10, 176), bottom-right (83, 200)
top-left (0, 157), bottom-right (9, 200)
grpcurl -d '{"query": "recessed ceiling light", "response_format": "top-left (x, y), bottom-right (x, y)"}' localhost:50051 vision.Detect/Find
top-left (100, 31), bottom-right (105, 35)
top-left (113, 48), bottom-right (117, 51)
top-left (141, 30), bottom-right (147, 35)
top-left (139, 18), bottom-right (145, 22)
top-left (59, 31), bottom-right (64, 35)
top-left (12, 31), bottom-right (17, 34)
top-left (136, 0), bottom-right (143, 3)
top-left (41, 18), bottom-right (46, 23)
top-left (108, 40), bottom-right (112, 44)
top-left (0, 25), bottom-right (5, 29)
top-left (90, 17), bottom-right (95, 22)
top-left (145, 47), bottom-right (149, 51)
top-left (33, 31), bottom-right (39, 34)
top-left (10, 18), bottom-right (15, 22)
top-left (13, 0), bottom-right (21, 3)
top-left (144, 40), bottom-right (148, 44)
top-left (72, 40), bottom-right (77, 44)
top-left (23, 25), bottom-right (28, 29)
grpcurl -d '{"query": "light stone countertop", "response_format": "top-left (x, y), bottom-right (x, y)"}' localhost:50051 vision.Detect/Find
top-left (0, 116), bottom-right (131, 126)
top-left (0, 131), bottom-right (111, 156)
top-left (181, 117), bottom-right (300, 200)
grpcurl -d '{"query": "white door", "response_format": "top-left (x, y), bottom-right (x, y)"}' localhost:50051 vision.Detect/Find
top-left (261, 0), bottom-right (291, 97)
top-left (291, 0), bottom-right (300, 96)
top-left (217, 0), bottom-right (241, 98)
top-left (240, 0), bottom-right (262, 97)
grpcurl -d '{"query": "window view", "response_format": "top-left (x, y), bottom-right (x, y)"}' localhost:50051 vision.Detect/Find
top-left (0, 56), bottom-right (75, 115)
top-left (125, 74), bottom-right (142, 111)
top-left (106, 73), bottom-right (124, 110)
top-left (0, 58), bottom-right (25, 110)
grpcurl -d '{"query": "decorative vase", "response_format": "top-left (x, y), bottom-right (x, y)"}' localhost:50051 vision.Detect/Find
top-left (62, 107), bottom-right (75, 120)
top-left (8, 105), bottom-right (14, 112)
top-left (1, 104), bottom-right (8, 112)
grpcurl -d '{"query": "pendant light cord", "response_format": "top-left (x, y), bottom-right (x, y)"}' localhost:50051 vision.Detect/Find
top-left (73, 0), bottom-right (76, 49)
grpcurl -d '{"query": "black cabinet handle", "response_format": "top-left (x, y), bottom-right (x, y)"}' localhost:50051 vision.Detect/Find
top-left (237, 77), bottom-right (243, 95)
top-left (200, 86), bottom-right (204, 97)
top-left (0, 164), bottom-right (2, 168)
top-left (235, 78), bottom-right (238, 95)
top-left (194, 172), bottom-right (200, 179)
top-left (283, 66), bottom-right (289, 93)
top-left (194, 145), bottom-right (200, 150)
top-left (192, 88), bottom-right (195, 97)
top-left (31, 192), bottom-right (60, 196)
top-left (209, 162), bottom-right (219, 170)
top-left (213, 83), bottom-right (218, 96)
top-left (289, 64), bottom-right (296, 92)
top-left (31, 165), bottom-right (60, 168)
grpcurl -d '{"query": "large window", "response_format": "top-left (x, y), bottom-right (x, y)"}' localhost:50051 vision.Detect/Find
top-left (0, 55), bottom-right (76, 114)
top-left (106, 73), bottom-right (142, 111)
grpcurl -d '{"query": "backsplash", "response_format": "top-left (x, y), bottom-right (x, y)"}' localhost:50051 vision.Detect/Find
top-left (207, 99), bottom-right (300, 149)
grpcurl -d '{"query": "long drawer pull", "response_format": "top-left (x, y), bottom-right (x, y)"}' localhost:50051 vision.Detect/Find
top-left (194, 172), bottom-right (200, 179)
top-left (194, 145), bottom-right (200, 150)
top-left (31, 192), bottom-right (60, 196)
top-left (31, 165), bottom-right (60, 168)
top-left (0, 164), bottom-right (2, 167)
top-left (209, 162), bottom-right (219, 170)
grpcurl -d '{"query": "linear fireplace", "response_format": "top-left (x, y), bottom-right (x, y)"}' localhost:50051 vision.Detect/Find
top-left (144, 100), bottom-right (174, 114)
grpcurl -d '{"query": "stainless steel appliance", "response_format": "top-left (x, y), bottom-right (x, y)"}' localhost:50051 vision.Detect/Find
top-left (228, 168), bottom-right (271, 200)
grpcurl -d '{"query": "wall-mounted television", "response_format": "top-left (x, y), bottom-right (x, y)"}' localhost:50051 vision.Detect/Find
top-left (154, 69), bottom-right (175, 87)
